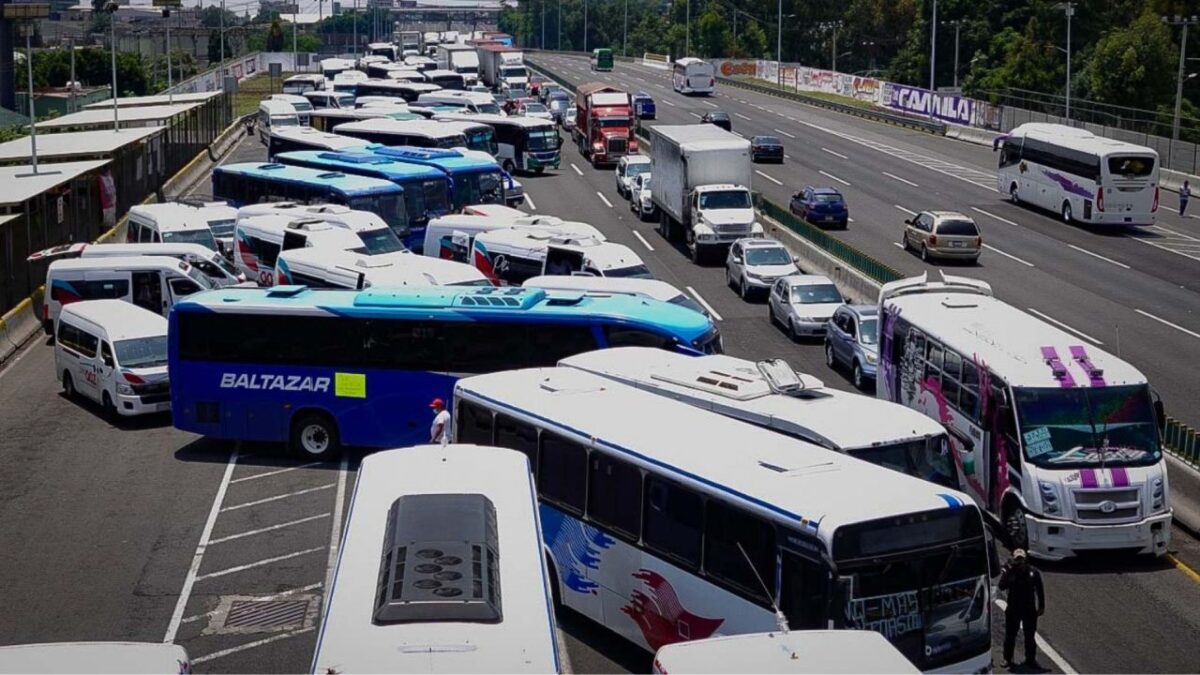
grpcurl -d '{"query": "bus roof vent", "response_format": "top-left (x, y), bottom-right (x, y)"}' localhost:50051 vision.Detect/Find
top-left (545, 291), bottom-right (586, 306)
top-left (267, 285), bottom-right (309, 297)
top-left (454, 287), bottom-right (544, 310)
top-left (321, 150), bottom-right (386, 164)
top-left (373, 493), bottom-right (501, 624)
top-left (316, 171), bottom-right (346, 180)
top-left (375, 146), bottom-right (461, 161)
top-left (258, 163), bottom-right (287, 170)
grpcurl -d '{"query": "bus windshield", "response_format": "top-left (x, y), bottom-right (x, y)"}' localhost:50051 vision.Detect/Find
top-left (351, 227), bottom-right (406, 255)
top-left (1014, 384), bottom-right (1162, 468)
top-left (401, 178), bottom-right (451, 221)
top-left (454, 170), bottom-right (505, 207)
top-left (115, 335), bottom-right (169, 369)
top-left (162, 228), bottom-right (218, 251)
top-left (464, 128), bottom-right (497, 154)
top-left (350, 194), bottom-right (409, 237)
top-left (850, 436), bottom-right (957, 489)
top-left (527, 128), bottom-right (559, 151)
top-left (603, 264), bottom-right (653, 279)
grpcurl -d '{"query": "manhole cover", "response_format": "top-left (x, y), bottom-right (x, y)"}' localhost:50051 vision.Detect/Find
top-left (204, 594), bottom-right (319, 635)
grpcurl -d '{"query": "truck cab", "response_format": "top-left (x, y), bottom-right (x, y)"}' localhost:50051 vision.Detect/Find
top-left (690, 183), bottom-right (762, 255)
top-left (573, 82), bottom-right (637, 167)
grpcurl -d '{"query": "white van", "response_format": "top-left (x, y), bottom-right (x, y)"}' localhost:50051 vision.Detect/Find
top-left (257, 99), bottom-right (301, 145)
top-left (235, 202), bottom-right (407, 254)
top-left (423, 213), bottom-right (603, 262)
top-left (275, 247), bottom-right (489, 288)
top-left (303, 89), bottom-right (356, 110)
top-left (471, 228), bottom-right (652, 285)
top-left (55, 300), bottom-right (170, 417)
top-left (282, 74), bottom-right (325, 95)
top-left (522, 275), bottom-right (708, 316)
top-left (0, 642), bottom-right (190, 674)
top-left (44, 255), bottom-right (212, 331)
top-left (28, 242), bottom-right (242, 287)
top-left (416, 91), bottom-right (502, 115)
top-left (127, 202), bottom-right (233, 253)
top-left (270, 94), bottom-right (313, 125)
top-left (234, 215), bottom-right (393, 286)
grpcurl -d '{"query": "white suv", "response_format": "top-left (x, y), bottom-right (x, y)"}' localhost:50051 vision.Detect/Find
top-left (725, 238), bottom-right (799, 300)
top-left (614, 155), bottom-right (652, 199)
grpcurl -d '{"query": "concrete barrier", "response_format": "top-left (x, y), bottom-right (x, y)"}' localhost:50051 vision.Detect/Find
top-left (0, 289), bottom-right (44, 365)
top-left (642, 52), bottom-right (670, 70)
top-left (945, 124), bottom-right (999, 148)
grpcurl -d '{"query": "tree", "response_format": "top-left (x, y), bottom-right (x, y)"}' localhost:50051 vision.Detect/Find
top-left (207, 29), bottom-right (233, 63)
top-left (963, 19), bottom-right (1061, 96)
top-left (737, 19), bottom-right (767, 59)
top-left (199, 5), bottom-right (238, 28)
top-left (695, 1), bottom-right (731, 58)
top-left (1077, 10), bottom-right (1176, 107)
top-left (266, 19), bottom-right (285, 51)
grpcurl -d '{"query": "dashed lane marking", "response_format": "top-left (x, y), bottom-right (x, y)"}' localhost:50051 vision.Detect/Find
top-left (685, 286), bottom-right (723, 321)
top-left (819, 170), bottom-right (850, 186)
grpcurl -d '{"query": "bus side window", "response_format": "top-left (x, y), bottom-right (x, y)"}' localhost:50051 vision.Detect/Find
top-left (587, 453), bottom-right (643, 541)
top-left (537, 432), bottom-right (587, 516)
top-left (494, 412), bottom-right (538, 475)
top-left (604, 326), bottom-right (673, 350)
top-left (455, 399), bottom-right (494, 445)
top-left (704, 501), bottom-right (777, 605)
top-left (525, 324), bottom-right (599, 367)
top-left (780, 550), bottom-right (828, 630)
top-left (642, 476), bottom-right (702, 571)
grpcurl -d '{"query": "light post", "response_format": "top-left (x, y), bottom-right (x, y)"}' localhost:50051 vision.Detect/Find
top-left (1163, 15), bottom-right (1200, 142)
top-left (928, 0), bottom-right (937, 118)
top-left (686, 0), bottom-right (689, 55)
top-left (622, 0), bottom-right (627, 57)
top-left (943, 19), bottom-right (963, 87)
top-left (353, 0), bottom-right (358, 59)
top-left (219, 0), bottom-right (225, 86)
top-left (106, 0), bottom-right (120, 131)
top-left (11, 8), bottom-right (52, 177)
top-left (583, 0), bottom-right (587, 52)
top-left (775, 0), bottom-right (780, 83)
top-left (1058, 3), bottom-right (1074, 119)
top-left (155, 0), bottom-right (181, 103)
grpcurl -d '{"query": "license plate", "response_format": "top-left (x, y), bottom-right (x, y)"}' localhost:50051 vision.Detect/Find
top-left (824, 216), bottom-right (835, 221)
top-left (951, 241), bottom-right (964, 247)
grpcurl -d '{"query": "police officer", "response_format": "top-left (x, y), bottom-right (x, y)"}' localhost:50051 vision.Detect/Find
top-left (999, 549), bottom-right (1045, 668)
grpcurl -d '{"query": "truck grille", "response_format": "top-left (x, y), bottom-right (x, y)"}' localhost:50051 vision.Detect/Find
top-left (1072, 487), bottom-right (1141, 523)
top-left (607, 138), bottom-right (628, 155)
top-left (714, 223), bottom-right (752, 236)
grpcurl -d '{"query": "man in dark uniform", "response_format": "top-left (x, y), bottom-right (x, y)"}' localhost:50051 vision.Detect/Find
top-left (999, 548), bottom-right (1045, 668)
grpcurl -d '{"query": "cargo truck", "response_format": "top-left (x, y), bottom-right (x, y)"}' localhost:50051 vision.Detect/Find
top-left (648, 124), bottom-right (763, 263)
top-left (477, 45), bottom-right (529, 93)
top-left (399, 31), bottom-right (421, 55)
top-left (435, 44), bottom-right (480, 85)
top-left (573, 82), bottom-right (636, 167)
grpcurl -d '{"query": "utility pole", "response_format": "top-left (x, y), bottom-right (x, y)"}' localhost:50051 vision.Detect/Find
top-left (831, 25), bottom-right (837, 71)
top-left (1164, 15), bottom-right (1200, 141)
top-left (353, 0), bottom-right (358, 59)
top-left (775, 0), bottom-right (781, 84)
top-left (557, 0), bottom-right (561, 50)
top-left (942, 18), bottom-right (962, 87)
top-left (108, 1), bottom-right (119, 131)
top-left (219, 0), bottom-right (225, 85)
top-left (928, 0), bottom-right (937, 119)
top-left (686, 0), bottom-right (690, 55)
top-left (1063, 3), bottom-right (1074, 119)
top-left (68, 36), bottom-right (76, 113)
top-left (622, 0), bottom-right (627, 57)
top-left (541, 0), bottom-right (545, 50)
top-left (159, 1), bottom-right (181, 103)
top-left (24, 25), bottom-right (37, 173)
top-left (583, 0), bottom-right (587, 53)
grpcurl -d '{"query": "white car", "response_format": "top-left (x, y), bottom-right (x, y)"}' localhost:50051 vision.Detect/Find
top-left (630, 173), bottom-right (655, 221)
top-left (768, 274), bottom-right (846, 340)
top-left (615, 154), bottom-right (652, 199)
top-left (517, 101), bottom-right (554, 121)
top-left (725, 238), bottom-right (799, 300)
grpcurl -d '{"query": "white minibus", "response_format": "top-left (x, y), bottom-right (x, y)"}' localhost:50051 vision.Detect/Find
top-left (127, 202), bottom-right (229, 252)
top-left (236, 201), bottom-right (406, 250)
top-left (234, 214), bottom-right (403, 286)
top-left (879, 271), bottom-right (1171, 560)
top-left (303, 89), bottom-right (356, 110)
top-left (471, 229), bottom-right (651, 285)
top-left (672, 57), bottom-right (716, 95)
top-left (312, 444), bottom-right (561, 674)
top-left (652, 630), bottom-right (919, 674)
top-left (0, 642), bottom-right (190, 674)
top-left (419, 91), bottom-right (502, 115)
top-left (275, 247), bottom-right (489, 289)
top-left (29, 242), bottom-right (242, 287)
top-left (269, 94), bottom-right (313, 125)
top-left (257, 99), bottom-right (300, 145)
top-left (44, 255), bottom-right (212, 330)
top-left (55, 300), bottom-right (171, 417)
top-left (996, 122), bottom-right (1160, 226)
top-left (423, 214), bottom-right (603, 262)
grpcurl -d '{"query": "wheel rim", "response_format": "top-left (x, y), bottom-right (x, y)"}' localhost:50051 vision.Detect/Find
top-left (825, 344), bottom-right (834, 365)
top-left (921, 245), bottom-right (928, 261)
top-left (1011, 186), bottom-right (1019, 202)
top-left (1006, 509), bottom-right (1028, 548)
top-left (1063, 204), bottom-right (1071, 222)
top-left (854, 364), bottom-right (863, 388)
top-left (301, 423), bottom-right (329, 455)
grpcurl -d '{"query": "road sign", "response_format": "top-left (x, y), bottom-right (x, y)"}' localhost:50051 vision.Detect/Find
top-left (2, 3), bottom-right (51, 19)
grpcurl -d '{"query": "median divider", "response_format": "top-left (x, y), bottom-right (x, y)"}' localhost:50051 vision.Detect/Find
top-left (1164, 417), bottom-right (1200, 468)
top-left (0, 288), bottom-right (44, 364)
top-left (642, 52), bottom-right (670, 70)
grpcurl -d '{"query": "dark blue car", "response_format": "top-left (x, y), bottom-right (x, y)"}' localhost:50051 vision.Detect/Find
top-left (790, 186), bottom-right (849, 229)
top-left (632, 92), bottom-right (656, 120)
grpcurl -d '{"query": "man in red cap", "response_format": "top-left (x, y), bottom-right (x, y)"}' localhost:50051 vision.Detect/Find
top-left (429, 398), bottom-right (451, 445)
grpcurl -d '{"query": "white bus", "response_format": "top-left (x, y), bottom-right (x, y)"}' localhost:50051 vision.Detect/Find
top-left (423, 214), bottom-right (603, 262)
top-left (312, 444), bottom-right (562, 674)
top-left (471, 229), bottom-right (651, 285)
top-left (233, 215), bottom-right (401, 286)
top-left (266, 126), bottom-right (368, 160)
top-left (275, 247), bottom-right (490, 288)
top-left (453, 367), bottom-right (993, 673)
top-left (436, 113), bottom-right (561, 174)
top-left (672, 57), bottom-right (716, 95)
top-left (334, 118), bottom-right (469, 150)
top-left (879, 272), bottom-right (1171, 560)
top-left (996, 122), bottom-right (1160, 226)
top-left (559, 348), bottom-right (955, 488)
top-left (651, 630), bottom-right (919, 674)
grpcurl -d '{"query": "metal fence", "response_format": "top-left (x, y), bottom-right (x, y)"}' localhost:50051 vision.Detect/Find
top-left (1164, 417), bottom-right (1200, 468)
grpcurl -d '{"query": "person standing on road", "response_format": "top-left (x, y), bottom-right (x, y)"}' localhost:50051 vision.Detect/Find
top-left (999, 549), bottom-right (1045, 669)
top-left (1181, 181), bottom-right (1191, 216)
top-left (429, 398), bottom-right (451, 445)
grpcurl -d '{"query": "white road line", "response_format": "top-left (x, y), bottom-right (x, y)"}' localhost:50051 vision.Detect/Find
top-left (1130, 235), bottom-right (1200, 262)
top-left (993, 598), bottom-right (1077, 674)
top-left (882, 171), bottom-right (919, 187)
top-left (970, 206), bottom-right (1021, 227)
top-left (1068, 243), bottom-right (1131, 269)
top-left (180, 583), bottom-right (324, 625)
top-left (894, 205), bottom-right (918, 216)
top-left (229, 462), bottom-right (324, 484)
top-left (784, 154), bottom-right (791, 159)
top-left (892, 242), bottom-right (904, 249)
top-left (1135, 309), bottom-right (1200, 339)
top-left (162, 447), bottom-right (239, 644)
top-left (597, 191), bottom-right (614, 208)
top-left (219, 483), bottom-right (336, 513)
top-left (734, 112), bottom-right (752, 120)
top-left (208, 513), bottom-right (332, 546)
top-left (632, 230), bottom-right (655, 251)
top-left (685, 286), bottom-right (724, 321)
top-left (1162, 205), bottom-right (1179, 213)
top-left (821, 147), bottom-right (849, 159)
top-left (755, 170), bottom-right (783, 186)
top-left (570, 163), bottom-right (583, 176)
top-left (524, 192), bottom-right (538, 210)
top-left (190, 627), bottom-right (316, 665)
top-left (772, 128), bottom-right (796, 139)
top-left (688, 112), bottom-right (702, 119)
top-left (195, 546), bottom-right (326, 582)
top-left (661, 98), bottom-right (677, 106)
top-left (731, 131), bottom-right (745, 138)
top-left (322, 455), bottom-right (350, 616)
top-left (819, 170), bottom-right (850, 186)
top-left (701, 100), bottom-right (719, 108)
top-left (1026, 308), bottom-right (1103, 345)
top-left (982, 244), bottom-right (1034, 267)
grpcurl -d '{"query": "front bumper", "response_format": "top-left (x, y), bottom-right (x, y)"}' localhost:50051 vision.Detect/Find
top-left (117, 392), bottom-right (172, 416)
top-left (742, 275), bottom-right (784, 290)
top-left (1025, 509), bottom-right (1172, 560)
top-left (790, 318), bottom-right (830, 336)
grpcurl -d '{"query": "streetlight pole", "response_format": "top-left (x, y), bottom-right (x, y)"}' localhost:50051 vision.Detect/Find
top-left (686, 0), bottom-right (690, 55)
top-left (943, 19), bottom-right (962, 88)
top-left (928, 0), bottom-right (937, 118)
top-left (25, 28), bottom-right (37, 173)
top-left (583, 0), bottom-right (587, 53)
top-left (775, 0), bottom-right (781, 84)
top-left (219, 0), bottom-right (225, 86)
top-left (831, 25), bottom-right (837, 71)
top-left (1163, 15), bottom-right (1199, 141)
top-left (557, 0), bottom-right (561, 50)
top-left (68, 36), bottom-right (76, 113)
top-left (108, 1), bottom-right (119, 131)
top-left (1063, 3), bottom-right (1074, 119)
top-left (622, 0), bottom-right (627, 57)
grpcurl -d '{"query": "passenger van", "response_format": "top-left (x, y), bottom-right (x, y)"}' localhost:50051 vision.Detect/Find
top-left (257, 99), bottom-right (301, 145)
top-left (126, 202), bottom-right (231, 253)
top-left (282, 74), bottom-right (325, 95)
top-left (28, 242), bottom-right (242, 287)
top-left (55, 300), bottom-right (171, 417)
top-left (471, 228), bottom-right (652, 285)
top-left (269, 94), bottom-right (313, 125)
top-left (236, 202), bottom-right (407, 252)
top-left (423, 213), bottom-right (603, 262)
top-left (44, 255), bottom-right (212, 331)
top-left (275, 247), bottom-right (490, 289)
top-left (303, 89), bottom-right (355, 111)
top-left (234, 214), bottom-right (401, 286)
top-left (523, 275), bottom-right (708, 317)
top-left (418, 90), bottom-right (503, 115)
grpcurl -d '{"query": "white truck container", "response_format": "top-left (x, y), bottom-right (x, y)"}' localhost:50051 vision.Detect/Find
top-left (477, 45), bottom-right (528, 92)
top-left (436, 44), bottom-right (481, 85)
top-left (649, 124), bottom-right (763, 263)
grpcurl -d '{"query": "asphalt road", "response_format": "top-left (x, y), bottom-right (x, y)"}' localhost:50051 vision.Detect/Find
top-left (1, 78), bottom-right (1199, 674)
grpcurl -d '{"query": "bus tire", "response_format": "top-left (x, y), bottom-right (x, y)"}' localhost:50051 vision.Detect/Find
top-left (102, 391), bottom-right (117, 419)
top-left (62, 371), bottom-right (76, 400)
top-left (1009, 183), bottom-right (1020, 204)
top-left (1003, 498), bottom-right (1029, 551)
top-left (290, 411), bottom-right (341, 460)
top-left (1061, 201), bottom-right (1073, 223)
top-left (544, 554), bottom-right (564, 610)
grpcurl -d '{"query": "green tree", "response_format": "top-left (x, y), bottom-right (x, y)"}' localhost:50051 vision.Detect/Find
top-left (207, 29), bottom-right (233, 63)
top-left (200, 5), bottom-right (238, 28)
top-left (695, 1), bottom-right (731, 58)
top-left (737, 19), bottom-right (767, 59)
top-left (1077, 10), bottom-right (1176, 107)
top-left (266, 19), bottom-right (285, 51)
top-left (963, 18), bottom-right (1060, 95)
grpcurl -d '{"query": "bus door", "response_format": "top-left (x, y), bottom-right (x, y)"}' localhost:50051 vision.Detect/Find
top-left (544, 246), bottom-right (584, 276)
top-left (985, 378), bottom-right (1020, 514)
top-left (132, 270), bottom-right (165, 315)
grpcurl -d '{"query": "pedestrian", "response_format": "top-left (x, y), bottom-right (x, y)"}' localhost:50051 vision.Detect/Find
top-left (429, 397), bottom-right (451, 445)
top-left (999, 549), bottom-right (1045, 669)
top-left (1181, 180), bottom-right (1191, 216)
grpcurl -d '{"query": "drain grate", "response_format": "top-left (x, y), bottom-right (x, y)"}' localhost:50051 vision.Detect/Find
top-left (225, 600), bottom-right (309, 629)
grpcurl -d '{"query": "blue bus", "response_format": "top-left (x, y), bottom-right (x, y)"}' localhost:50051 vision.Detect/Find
top-left (369, 146), bottom-right (508, 211)
top-left (169, 285), bottom-right (722, 458)
top-left (275, 149), bottom-right (453, 253)
top-left (212, 163), bottom-right (411, 243)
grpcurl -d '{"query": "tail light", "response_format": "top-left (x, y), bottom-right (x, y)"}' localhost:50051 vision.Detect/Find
top-left (122, 372), bottom-right (146, 385)
top-left (976, 236), bottom-right (983, 247)
top-left (1152, 185), bottom-right (1160, 212)
top-left (928, 234), bottom-right (938, 246)
top-left (1097, 187), bottom-right (1105, 212)
top-left (44, 305), bottom-right (49, 321)
top-left (709, 79), bottom-right (714, 87)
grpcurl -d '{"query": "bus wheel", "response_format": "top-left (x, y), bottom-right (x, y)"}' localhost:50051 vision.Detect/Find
top-left (62, 372), bottom-right (76, 400)
top-left (291, 412), bottom-right (340, 460)
top-left (1004, 501), bottom-right (1029, 550)
top-left (1009, 184), bottom-right (1020, 204)
top-left (1061, 201), bottom-right (1073, 223)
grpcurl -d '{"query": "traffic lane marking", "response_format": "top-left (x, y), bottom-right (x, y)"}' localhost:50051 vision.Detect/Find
top-left (1135, 309), bottom-right (1200, 339)
top-left (983, 244), bottom-right (1034, 267)
top-left (229, 462), bottom-right (325, 484)
top-left (597, 191), bottom-right (614, 208)
top-left (180, 582), bottom-right (324, 626)
top-left (685, 286), bottom-right (723, 321)
top-left (190, 626), bottom-right (317, 666)
top-left (755, 170), bottom-right (783, 186)
top-left (882, 171), bottom-right (919, 187)
top-left (1068, 244), bottom-right (1131, 270)
top-left (735, 112), bottom-right (752, 121)
top-left (819, 170), bottom-right (850, 186)
top-left (524, 192), bottom-right (538, 210)
top-left (193, 546), bottom-right (326, 582)
top-left (219, 483), bottom-right (336, 513)
top-left (571, 163), bottom-right (583, 176)
top-left (632, 230), bottom-right (655, 251)
top-left (772, 128), bottom-right (796, 139)
top-left (993, 598), bottom-right (1078, 674)
top-left (894, 205), bottom-right (918, 216)
top-left (821, 147), bottom-right (849, 159)
top-left (971, 206), bottom-right (1022, 227)
top-left (207, 513), bottom-right (332, 546)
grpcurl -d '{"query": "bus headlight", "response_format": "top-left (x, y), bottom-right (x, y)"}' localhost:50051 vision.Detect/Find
top-left (1152, 477), bottom-right (1165, 511)
top-left (1039, 481), bottom-right (1060, 515)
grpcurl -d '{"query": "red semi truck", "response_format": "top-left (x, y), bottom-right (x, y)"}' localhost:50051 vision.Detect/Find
top-left (572, 82), bottom-right (637, 167)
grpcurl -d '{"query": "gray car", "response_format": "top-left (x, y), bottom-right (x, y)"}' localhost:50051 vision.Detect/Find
top-left (768, 274), bottom-right (846, 340)
top-left (825, 304), bottom-right (879, 389)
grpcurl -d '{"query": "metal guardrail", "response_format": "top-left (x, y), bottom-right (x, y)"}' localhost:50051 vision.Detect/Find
top-left (1165, 417), bottom-right (1200, 468)
top-left (716, 76), bottom-right (947, 135)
